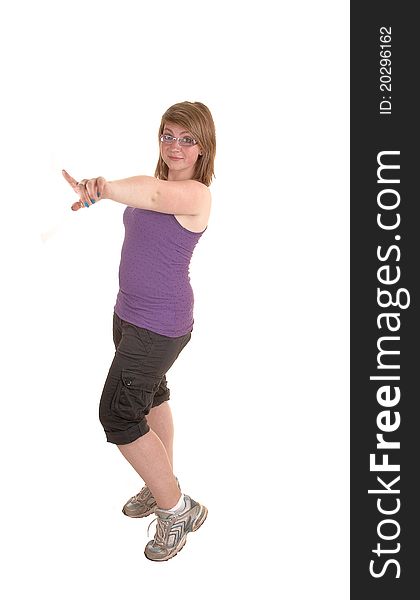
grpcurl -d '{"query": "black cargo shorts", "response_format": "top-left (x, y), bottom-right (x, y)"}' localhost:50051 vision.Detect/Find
top-left (99, 312), bottom-right (192, 445)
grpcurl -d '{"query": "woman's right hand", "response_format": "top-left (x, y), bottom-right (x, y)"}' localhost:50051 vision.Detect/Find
top-left (62, 169), bottom-right (108, 211)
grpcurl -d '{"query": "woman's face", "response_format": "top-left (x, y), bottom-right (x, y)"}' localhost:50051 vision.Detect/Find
top-left (160, 122), bottom-right (202, 180)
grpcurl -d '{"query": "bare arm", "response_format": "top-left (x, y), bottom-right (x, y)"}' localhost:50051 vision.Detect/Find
top-left (62, 170), bottom-right (210, 216)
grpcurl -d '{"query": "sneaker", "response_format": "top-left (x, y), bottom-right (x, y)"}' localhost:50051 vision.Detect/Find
top-left (144, 495), bottom-right (208, 561)
top-left (122, 477), bottom-right (180, 518)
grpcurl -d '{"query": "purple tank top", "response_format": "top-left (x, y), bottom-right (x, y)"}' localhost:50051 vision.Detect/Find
top-left (114, 207), bottom-right (206, 337)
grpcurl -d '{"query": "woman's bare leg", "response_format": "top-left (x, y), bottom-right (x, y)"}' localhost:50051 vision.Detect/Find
top-left (146, 402), bottom-right (174, 469)
top-left (118, 428), bottom-right (180, 510)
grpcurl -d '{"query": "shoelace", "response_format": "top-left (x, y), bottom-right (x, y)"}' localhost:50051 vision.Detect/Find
top-left (147, 515), bottom-right (174, 546)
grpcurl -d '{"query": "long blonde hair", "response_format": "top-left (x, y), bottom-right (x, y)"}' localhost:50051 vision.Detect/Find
top-left (154, 101), bottom-right (216, 187)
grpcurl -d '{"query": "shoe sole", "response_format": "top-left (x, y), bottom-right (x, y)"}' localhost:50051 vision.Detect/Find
top-left (144, 505), bottom-right (208, 562)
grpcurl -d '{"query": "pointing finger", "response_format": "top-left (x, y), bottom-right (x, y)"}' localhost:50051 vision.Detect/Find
top-left (62, 169), bottom-right (80, 192)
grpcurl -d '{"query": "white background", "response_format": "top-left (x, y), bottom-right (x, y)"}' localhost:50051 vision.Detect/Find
top-left (0, 1), bottom-right (349, 598)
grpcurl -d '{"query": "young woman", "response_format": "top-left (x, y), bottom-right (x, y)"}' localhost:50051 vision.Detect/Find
top-left (62, 101), bottom-right (216, 562)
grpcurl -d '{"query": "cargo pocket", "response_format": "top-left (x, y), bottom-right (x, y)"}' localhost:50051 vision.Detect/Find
top-left (111, 370), bottom-right (157, 421)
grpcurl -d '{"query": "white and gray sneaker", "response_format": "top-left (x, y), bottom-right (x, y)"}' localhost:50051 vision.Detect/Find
top-left (144, 494), bottom-right (208, 561)
top-left (122, 477), bottom-right (181, 518)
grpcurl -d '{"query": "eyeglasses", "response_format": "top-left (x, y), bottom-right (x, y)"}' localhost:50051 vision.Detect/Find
top-left (160, 134), bottom-right (198, 147)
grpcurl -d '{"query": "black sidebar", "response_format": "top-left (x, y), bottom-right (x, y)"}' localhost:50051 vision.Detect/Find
top-left (351, 2), bottom-right (419, 598)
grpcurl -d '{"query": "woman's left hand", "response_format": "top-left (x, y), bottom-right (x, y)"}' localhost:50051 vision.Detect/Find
top-left (62, 169), bottom-right (107, 211)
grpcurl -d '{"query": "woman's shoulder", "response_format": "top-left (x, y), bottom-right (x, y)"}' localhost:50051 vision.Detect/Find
top-left (174, 181), bottom-right (211, 233)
